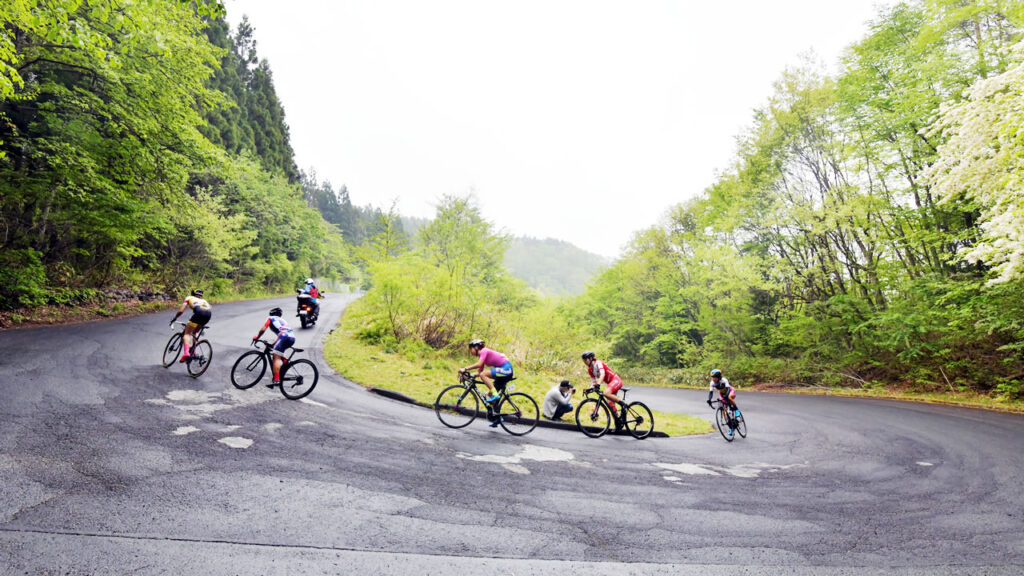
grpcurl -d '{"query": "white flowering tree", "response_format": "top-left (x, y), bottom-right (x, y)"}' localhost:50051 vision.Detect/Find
top-left (927, 41), bottom-right (1024, 284)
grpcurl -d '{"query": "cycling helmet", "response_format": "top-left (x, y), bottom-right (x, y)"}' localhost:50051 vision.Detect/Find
top-left (305, 278), bottom-right (314, 284)
top-left (269, 307), bottom-right (283, 317)
top-left (191, 289), bottom-right (203, 297)
top-left (468, 339), bottom-right (485, 350)
top-left (581, 351), bottom-right (596, 360)
top-left (710, 369), bottom-right (722, 378)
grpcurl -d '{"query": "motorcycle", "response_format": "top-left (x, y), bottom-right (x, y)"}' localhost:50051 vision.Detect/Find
top-left (296, 291), bottom-right (318, 328)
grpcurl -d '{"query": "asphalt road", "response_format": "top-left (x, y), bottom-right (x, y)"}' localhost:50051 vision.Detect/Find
top-left (1, 295), bottom-right (1022, 575)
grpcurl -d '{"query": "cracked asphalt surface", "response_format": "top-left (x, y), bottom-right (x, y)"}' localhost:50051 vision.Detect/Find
top-left (1, 294), bottom-right (1022, 575)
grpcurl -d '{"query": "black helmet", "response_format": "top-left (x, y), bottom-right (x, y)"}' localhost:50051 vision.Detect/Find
top-left (191, 289), bottom-right (203, 297)
top-left (581, 351), bottom-right (596, 360)
top-left (469, 339), bottom-right (485, 350)
top-left (269, 307), bottom-right (282, 317)
top-left (710, 369), bottom-right (722, 378)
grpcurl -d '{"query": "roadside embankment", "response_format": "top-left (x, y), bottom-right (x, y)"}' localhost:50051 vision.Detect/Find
top-left (322, 305), bottom-right (714, 437)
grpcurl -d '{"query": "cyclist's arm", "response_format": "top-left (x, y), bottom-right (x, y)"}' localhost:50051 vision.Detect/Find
top-left (461, 358), bottom-right (484, 374)
top-left (170, 300), bottom-right (188, 322)
top-left (253, 318), bottom-right (271, 341)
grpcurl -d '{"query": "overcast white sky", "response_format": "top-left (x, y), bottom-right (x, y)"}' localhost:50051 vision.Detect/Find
top-left (225, 1), bottom-right (893, 259)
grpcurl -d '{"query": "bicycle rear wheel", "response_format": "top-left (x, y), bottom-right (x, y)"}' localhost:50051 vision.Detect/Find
top-left (162, 333), bottom-right (182, 367)
top-left (186, 340), bottom-right (213, 378)
top-left (434, 385), bottom-right (479, 428)
top-left (497, 392), bottom-right (538, 436)
top-left (715, 406), bottom-right (734, 442)
top-left (230, 350), bottom-right (266, 389)
top-left (735, 412), bottom-right (747, 438)
top-left (575, 399), bottom-right (611, 438)
top-left (623, 401), bottom-right (654, 439)
top-left (280, 359), bottom-right (319, 400)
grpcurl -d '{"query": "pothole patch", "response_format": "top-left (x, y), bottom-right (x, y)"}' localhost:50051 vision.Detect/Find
top-left (654, 461), bottom-right (805, 479)
top-left (456, 445), bottom-right (575, 475)
top-left (218, 437), bottom-right (254, 449)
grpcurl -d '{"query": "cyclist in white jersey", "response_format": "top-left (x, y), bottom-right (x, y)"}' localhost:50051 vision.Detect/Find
top-left (252, 307), bottom-right (295, 387)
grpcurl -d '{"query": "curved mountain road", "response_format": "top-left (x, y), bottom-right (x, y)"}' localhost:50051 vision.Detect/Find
top-left (1, 295), bottom-right (1022, 575)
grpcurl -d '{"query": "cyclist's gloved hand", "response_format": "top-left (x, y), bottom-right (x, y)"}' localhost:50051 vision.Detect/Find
top-left (706, 399), bottom-right (712, 407)
top-left (169, 319), bottom-right (175, 327)
top-left (251, 337), bottom-right (259, 345)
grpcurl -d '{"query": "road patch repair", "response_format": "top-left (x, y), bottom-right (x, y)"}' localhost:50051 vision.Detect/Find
top-left (654, 461), bottom-right (806, 479)
top-left (146, 388), bottom-right (273, 419)
top-left (218, 437), bottom-right (254, 449)
top-left (456, 444), bottom-right (575, 475)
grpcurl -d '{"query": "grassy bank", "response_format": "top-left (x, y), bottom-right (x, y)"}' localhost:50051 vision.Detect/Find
top-left (615, 367), bottom-right (1024, 414)
top-left (323, 311), bottom-right (713, 437)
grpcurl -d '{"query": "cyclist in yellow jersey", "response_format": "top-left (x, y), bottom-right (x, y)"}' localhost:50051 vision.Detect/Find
top-left (170, 289), bottom-right (211, 363)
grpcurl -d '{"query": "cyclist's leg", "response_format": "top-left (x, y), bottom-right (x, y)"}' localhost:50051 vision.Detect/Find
top-left (603, 378), bottom-right (623, 418)
top-left (723, 391), bottom-right (737, 431)
top-left (484, 363), bottom-right (513, 401)
top-left (180, 324), bottom-right (196, 360)
top-left (182, 309), bottom-right (209, 359)
top-left (479, 371), bottom-right (497, 397)
top-left (271, 335), bottom-right (294, 383)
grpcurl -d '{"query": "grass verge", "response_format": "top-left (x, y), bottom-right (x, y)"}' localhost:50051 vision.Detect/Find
top-left (615, 369), bottom-right (1024, 414)
top-left (748, 383), bottom-right (1024, 414)
top-left (323, 311), bottom-right (713, 437)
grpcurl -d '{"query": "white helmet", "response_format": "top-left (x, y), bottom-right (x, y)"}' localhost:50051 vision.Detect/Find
top-left (305, 278), bottom-right (314, 284)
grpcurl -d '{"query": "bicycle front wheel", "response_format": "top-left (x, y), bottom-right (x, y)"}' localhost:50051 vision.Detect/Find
top-left (497, 392), bottom-right (538, 436)
top-left (623, 401), bottom-right (654, 439)
top-left (575, 399), bottom-right (611, 438)
top-left (162, 333), bottom-right (182, 367)
top-left (716, 406), bottom-right (734, 442)
top-left (230, 350), bottom-right (267, 389)
top-left (735, 412), bottom-right (747, 438)
top-left (434, 385), bottom-right (479, 429)
top-left (186, 340), bottom-right (213, 378)
top-left (280, 359), bottom-right (319, 400)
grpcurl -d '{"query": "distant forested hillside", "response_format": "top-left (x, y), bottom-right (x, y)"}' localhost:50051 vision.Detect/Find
top-left (504, 237), bottom-right (608, 296)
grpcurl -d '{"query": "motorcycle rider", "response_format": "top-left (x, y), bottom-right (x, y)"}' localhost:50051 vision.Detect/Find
top-left (299, 278), bottom-right (320, 318)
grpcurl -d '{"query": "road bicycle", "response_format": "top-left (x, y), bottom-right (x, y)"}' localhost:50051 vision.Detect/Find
top-left (230, 339), bottom-right (319, 400)
top-left (161, 322), bottom-right (212, 378)
top-left (710, 398), bottom-right (747, 441)
top-left (434, 372), bottom-right (539, 436)
top-left (575, 384), bottom-right (654, 439)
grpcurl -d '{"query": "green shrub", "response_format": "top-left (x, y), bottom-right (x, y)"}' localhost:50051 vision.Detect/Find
top-left (0, 249), bottom-right (48, 309)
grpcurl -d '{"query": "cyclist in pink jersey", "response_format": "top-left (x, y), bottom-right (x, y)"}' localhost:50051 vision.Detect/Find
top-left (459, 339), bottom-right (514, 404)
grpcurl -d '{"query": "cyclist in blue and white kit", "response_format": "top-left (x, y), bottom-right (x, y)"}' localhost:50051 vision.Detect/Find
top-left (252, 307), bottom-right (295, 387)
